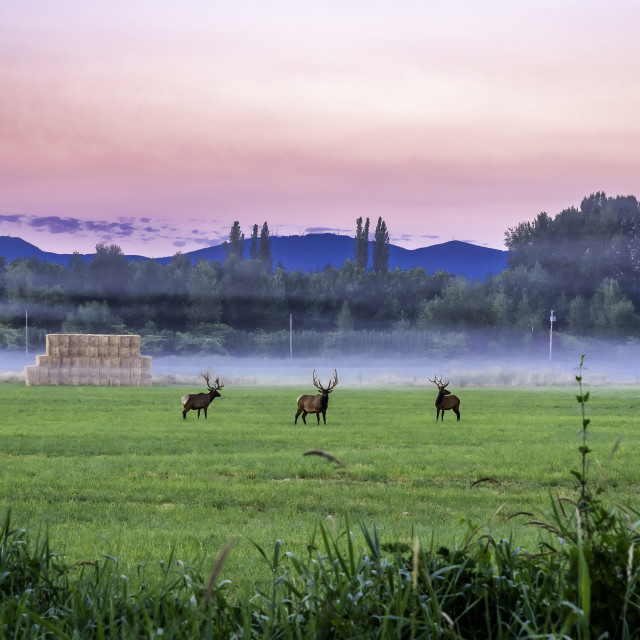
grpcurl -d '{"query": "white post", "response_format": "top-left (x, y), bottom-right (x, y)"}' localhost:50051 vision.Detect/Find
top-left (549, 309), bottom-right (555, 361)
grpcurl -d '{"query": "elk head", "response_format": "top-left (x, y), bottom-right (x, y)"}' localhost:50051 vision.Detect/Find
top-left (204, 373), bottom-right (224, 399)
top-left (313, 368), bottom-right (339, 396)
top-left (428, 375), bottom-right (450, 396)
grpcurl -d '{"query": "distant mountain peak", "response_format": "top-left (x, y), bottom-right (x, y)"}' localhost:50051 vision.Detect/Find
top-left (0, 233), bottom-right (508, 280)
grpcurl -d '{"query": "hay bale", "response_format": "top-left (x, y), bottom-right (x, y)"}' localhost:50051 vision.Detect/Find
top-left (86, 335), bottom-right (99, 358)
top-left (97, 334), bottom-right (110, 357)
top-left (29, 333), bottom-right (150, 386)
top-left (107, 335), bottom-right (120, 358)
top-left (141, 356), bottom-right (153, 386)
top-left (59, 334), bottom-right (73, 357)
top-left (25, 365), bottom-right (37, 386)
top-left (118, 335), bottom-right (131, 358)
top-left (59, 363), bottom-right (71, 385)
top-left (46, 334), bottom-right (57, 357)
top-left (129, 335), bottom-right (141, 355)
top-left (65, 334), bottom-right (77, 358)
top-left (69, 358), bottom-right (80, 386)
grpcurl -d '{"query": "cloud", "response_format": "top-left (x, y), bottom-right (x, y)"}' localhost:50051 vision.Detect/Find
top-left (174, 236), bottom-right (223, 247)
top-left (28, 216), bottom-right (83, 234)
top-left (0, 214), bottom-right (25, 224)
top-left (305, 226), bottom-right (340, 234)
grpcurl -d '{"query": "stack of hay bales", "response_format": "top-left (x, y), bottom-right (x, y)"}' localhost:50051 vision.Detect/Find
top-left (25, 334), bottom-right (152, 386)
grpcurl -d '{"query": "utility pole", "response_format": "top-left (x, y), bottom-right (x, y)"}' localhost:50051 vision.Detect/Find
top-left (289, 313), bottom-right (293, 358)
top-left (549, 309), bottom-right (556, 361)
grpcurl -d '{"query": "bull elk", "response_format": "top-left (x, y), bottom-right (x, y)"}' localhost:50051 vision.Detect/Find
top-left (295, 369), bottom-right (338, 425)
top-left (182, 373), bottom-right (223, 420)
top-left (428, 375), bottom-right (461, 421)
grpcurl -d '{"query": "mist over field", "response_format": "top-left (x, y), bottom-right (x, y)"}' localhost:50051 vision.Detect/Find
top-left (3, 340), bottom-right (639, 387)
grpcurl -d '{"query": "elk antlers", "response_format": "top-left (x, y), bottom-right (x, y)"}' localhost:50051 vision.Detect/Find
top-left (428, 375), bottom-right (449, 389)
top-left (203, 373), bottom-right (224, 391)
top-left (312, 368), bottom-right (338, 392)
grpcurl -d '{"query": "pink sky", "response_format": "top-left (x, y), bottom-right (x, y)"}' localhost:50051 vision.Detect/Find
top-left (1, 1), bottom-right (640, 257)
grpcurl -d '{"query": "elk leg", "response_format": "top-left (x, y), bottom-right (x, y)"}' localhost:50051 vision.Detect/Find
top-left (302, 411), bottom-right (308, 424)
top-left (316, 412), bottom-right (321, 425)
top-left (183, 409), bottom-right (188, 420)
top-left (203, 407), bottom-right (208, 419)
top-left (453, 407), bottom-right (460, 421)
top-left (295, 408), bottom-right (303, 424)
top-left (321, 411), bottom-right (326, 425)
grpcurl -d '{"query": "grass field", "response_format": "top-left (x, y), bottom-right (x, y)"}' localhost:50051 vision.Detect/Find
top-left (0, 380), bottom-right (639, 590)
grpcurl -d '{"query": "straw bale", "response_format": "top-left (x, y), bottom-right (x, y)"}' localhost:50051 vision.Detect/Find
top-left (40, 366), bottom-right (51, 385)
top-left (30, 333), bottom-right (151, 386)
top-left (46, 334), bottom-right (57, 357)
top-left (119, 336), bottom-right (131, 357)
top-left (105, 335), bottom-right (116, 357)
top-left (69, 360), bottom-right (80, 386)
top-left (85, 335), bottom-right (98, 358)
top-left (61, 335), bottom-right (71, 358)
top-left (69, 334), bottom-right (82, 358)
top-left (63, 335), bottom-right (74, 358)
top-left (25, 365), bottom-right (36, 386)
top-left (97, 334), bottom-right (109, 356)
top-left (59, 363), bottom-right (71, 385)
top-left (129, 335), bottom-right (141, 354)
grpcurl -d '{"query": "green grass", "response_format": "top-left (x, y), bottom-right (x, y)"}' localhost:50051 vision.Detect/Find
top-left (1, 382), bottom-right (639, 590)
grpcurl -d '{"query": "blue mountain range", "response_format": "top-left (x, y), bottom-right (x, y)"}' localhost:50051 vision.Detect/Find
top-left (0, 234), bottom-right (508, 281)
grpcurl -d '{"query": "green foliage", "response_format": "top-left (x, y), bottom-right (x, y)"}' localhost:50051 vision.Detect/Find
top-left (505, 192), bottom-right (640, 299)
top-left (335, 301), bottom-right (354, 332)
top-left (61, 300), bottom-right (126, 334)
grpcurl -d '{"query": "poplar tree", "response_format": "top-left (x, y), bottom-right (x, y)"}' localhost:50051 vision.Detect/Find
top-left (259, 222), bottom-right (273, 271)
top-left (372, 217), bottom-right (390, 273)
top-left (224, 221), bottom-right (244, 260)
top-left (354, 216), bottom-right (370, 269)
top-left (250, 224), bottom-right (259, 260)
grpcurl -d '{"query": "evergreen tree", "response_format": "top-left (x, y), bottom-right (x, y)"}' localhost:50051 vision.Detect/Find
top-left (87, 243), bottom-right (129, 296)
top-left (250, 224), bottom-right (259, 260)
top-left (336, 300), bottom-right (354, 331)
top-left (372, 217), bottom-right (389, 273)
top-left (259, 222), bottom-right (272, 271)
top-left (224, 221), bottom-right (244, 260)
top-left (354, 216), bottom-right (370, 269)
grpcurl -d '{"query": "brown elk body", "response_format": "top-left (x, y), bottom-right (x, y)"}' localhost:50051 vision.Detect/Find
top-left (182, 374), bottom-right (223, 420)
top-left (295, 369), bottom-right (338, 425)
top-left (428, 375), bottom-right (461, 421)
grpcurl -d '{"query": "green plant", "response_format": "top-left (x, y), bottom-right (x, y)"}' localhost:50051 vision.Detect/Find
top-left (525, 355), bottom-right (640, 637)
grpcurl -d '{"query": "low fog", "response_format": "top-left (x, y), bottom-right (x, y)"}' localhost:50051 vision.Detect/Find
top-left (3, 342), bottom-right (640, 388)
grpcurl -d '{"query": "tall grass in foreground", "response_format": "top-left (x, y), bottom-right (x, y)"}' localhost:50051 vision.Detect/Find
top-left (2, 356), bottom-right (640, 638)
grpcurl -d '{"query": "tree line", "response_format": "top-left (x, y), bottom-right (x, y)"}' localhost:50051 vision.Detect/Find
top-left (0, 194), bottom-right (639, 355)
